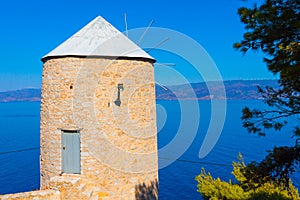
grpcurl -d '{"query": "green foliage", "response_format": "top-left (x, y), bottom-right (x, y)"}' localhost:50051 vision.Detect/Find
top-left (195, 155), bottom-right (300, 200)
top-left (196, 168), bottom-right (248, 200)
top-left (197, 1), bottom-right (300, 199)
top-left (234, 0), bottom-right (300, 192)
top-left (234, 0), bottom-right (300, 137)
top-left (242, 145), bottom-right (300, 187)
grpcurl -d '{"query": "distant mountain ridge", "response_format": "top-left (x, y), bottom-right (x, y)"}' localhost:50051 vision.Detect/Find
top-left (0, 88), bottom-right (41, 102)
top-left (156, 79), bottom-right (278, 100)
top-left (0, 80), bottom-right (278, 102)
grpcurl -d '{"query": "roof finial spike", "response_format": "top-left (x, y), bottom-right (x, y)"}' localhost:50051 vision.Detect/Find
top-left (138, 19), bottom-right (154, 45)
top-left (124, 13), bottom-right (129, 37)
top-left (156, 81), bottom-right (169, 91)
top-left (155, 63), bottom-right (176, 67)
top-left (146, 37), bottom-right (169, 53)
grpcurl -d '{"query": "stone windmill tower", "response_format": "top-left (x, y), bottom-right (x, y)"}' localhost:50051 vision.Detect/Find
top-left (40, 16), bottom-right (158, 199)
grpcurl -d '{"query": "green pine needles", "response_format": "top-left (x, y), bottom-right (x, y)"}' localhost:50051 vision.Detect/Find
top-left (195, 154), bottom-right (300, 200)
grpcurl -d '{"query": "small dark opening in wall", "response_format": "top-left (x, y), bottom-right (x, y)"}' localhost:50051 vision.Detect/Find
top-left (61, 129), bottom-right (79, 133)
top-left (70, 85), bottom-right (73, 90)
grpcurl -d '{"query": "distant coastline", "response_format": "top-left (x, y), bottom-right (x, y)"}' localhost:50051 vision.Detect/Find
top-left (0, 88), bottom-right (41, 102)
top-left (156, 79), bottom-right (278, 100)
top-left (0, 80), bottom-right (278, 102)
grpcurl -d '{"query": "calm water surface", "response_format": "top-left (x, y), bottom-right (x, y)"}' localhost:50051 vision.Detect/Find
top-left (0, 101), bottom-right (298, 199)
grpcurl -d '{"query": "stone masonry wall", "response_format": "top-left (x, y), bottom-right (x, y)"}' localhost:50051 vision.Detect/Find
top-left (40, 57), bottom-right (158, 199)
top-left (0, 190), bottom-right (60, 200)
top-left (0, 174), bottom-right (112, 200)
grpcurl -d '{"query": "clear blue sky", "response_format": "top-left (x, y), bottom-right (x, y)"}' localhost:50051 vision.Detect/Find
top-left (0, 0), bottom-right (275, 91)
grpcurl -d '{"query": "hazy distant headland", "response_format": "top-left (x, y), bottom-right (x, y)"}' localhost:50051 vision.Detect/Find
top-left (0, 80), bottom-right (278, 102)
top-left (156, 79), bottom-right (278, 100)
top-left (0, 88), bottom-right (41, 102)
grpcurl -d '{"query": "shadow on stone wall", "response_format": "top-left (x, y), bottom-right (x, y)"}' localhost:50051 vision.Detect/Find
top-left (135, 179), bottom-right (158, 200)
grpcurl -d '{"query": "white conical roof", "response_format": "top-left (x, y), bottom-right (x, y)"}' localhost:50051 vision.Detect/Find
top-left (42, 16), bottom-right (155, 62)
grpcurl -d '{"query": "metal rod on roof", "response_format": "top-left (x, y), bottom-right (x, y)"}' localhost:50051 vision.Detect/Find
top-left (146, 37), bottom-right (169, 53)
top-left (155, 63), bottom-right (176, 67)
top-left (156, 81), bottom-right (169, 91)
top-left (124, 13), bottom-right (128, 37)
top-left (137, 19), bottom-right (154, 45)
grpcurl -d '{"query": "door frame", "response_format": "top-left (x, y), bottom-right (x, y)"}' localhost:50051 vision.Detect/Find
top-left (61, 129), bottom-right (81, 174)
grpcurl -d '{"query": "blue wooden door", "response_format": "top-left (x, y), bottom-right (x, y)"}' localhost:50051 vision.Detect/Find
top-left (62, 131), bottom-right (80, 174)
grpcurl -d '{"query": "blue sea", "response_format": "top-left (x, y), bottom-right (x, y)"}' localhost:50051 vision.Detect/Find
top-left (0, 100), bottom-right (299, 199)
